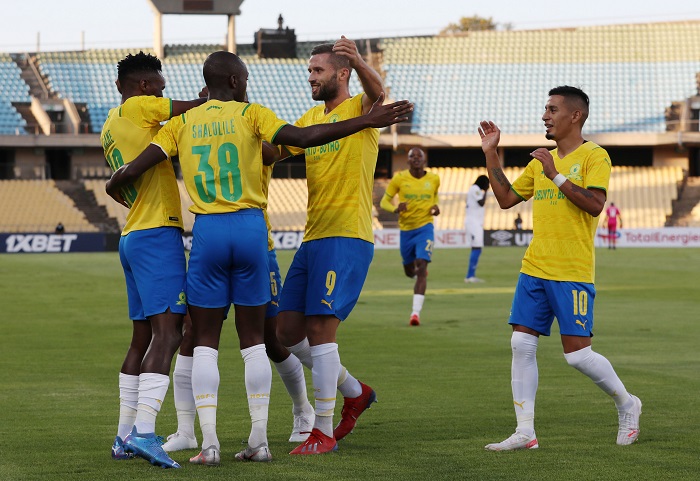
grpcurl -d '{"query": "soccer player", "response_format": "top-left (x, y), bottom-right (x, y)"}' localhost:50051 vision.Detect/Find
top-left (161, 147), bottom-right (315, 459)
top-left (275, 36), bottom-right (388, 455)
top-left (604, 202), bottom-right (622, 249)
top-left (106, 50), bottom-right (412, 466)
top-left (478, 86), bottom-right (641, 451)
top-left (101, 51), bottom-right (205, 468)
top-left (464, 175), bottom-right (490, 283)
top-left (380, 147), bottom-right (440, 326)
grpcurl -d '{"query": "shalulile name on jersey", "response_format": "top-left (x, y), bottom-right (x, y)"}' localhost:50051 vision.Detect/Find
top-left (191, 119), bottom-right (236, 139)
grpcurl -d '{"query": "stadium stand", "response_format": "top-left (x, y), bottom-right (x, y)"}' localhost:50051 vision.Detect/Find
top-left (0, 53), bottom-right (31, 134)
top-left (83, 166), bottom-right (682, 233)
top-left (608, 165), bottom-right (684, 228)
top-left (35, 44), bottom-right (365, 132)
top-left (1, 22), bottom-right (698, 233)
top-left (0, 180), bottom-right (97, 232)
top-left (382, 23), bottom-right (700, 135)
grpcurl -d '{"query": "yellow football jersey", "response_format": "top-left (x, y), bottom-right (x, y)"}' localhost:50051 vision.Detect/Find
top-left (152, 100), bottom-right (288, 215)
top-left (511, 141), bottom-right (611, 283)
top-left (101, 96), bottom-right (183, 235)
top-left (384, 170), bottom-right (440, 231)
top-left (283, 94), bottom-right (379, 243)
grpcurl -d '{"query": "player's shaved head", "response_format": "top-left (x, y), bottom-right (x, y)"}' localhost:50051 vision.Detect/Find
top-left (203, 51), bottom-right (248, 101)
top-left (408, 147), bottom-right (425, 159)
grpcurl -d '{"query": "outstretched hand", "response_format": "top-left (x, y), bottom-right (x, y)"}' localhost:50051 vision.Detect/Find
top-left (478, 120), bottom-right (501, 152)
top-left (366, 92), bottom-right (413, 128)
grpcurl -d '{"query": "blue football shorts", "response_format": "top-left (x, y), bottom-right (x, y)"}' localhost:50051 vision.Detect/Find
top-left (400, 223), bottom-right (434, 265)
top-left (508, 273), bottom-right (596, 337)
top-left (187, 209), bottom-right (270, 309)
top-left (279, 237), bottom-right (373, 321)
top-left (266, 248), bottom-right (282, 319)
top-left (119, 226), bottom-right (187, 321)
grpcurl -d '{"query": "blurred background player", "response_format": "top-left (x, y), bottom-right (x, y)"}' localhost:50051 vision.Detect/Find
top-left (276, 36), bottom-right (397, 455)
top-left (604, 202), bottom-right (622, 249)
top-left (479, 85), bottom-right (641, 451)
top-left (464, 175), bottom-right (490, 283)
top-left (102, 51), bottom-right (205, 469)
top-left (107, 50), bottom-right (412, 465)
top-left (380, 147), bottom-right (440, 326)
top-left (514, 213), bottom-right (523, 231)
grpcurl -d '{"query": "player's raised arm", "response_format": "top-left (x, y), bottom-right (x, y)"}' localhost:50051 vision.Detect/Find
top-left (479, 120), bottom-right (522, 209)
top-left (275, 93), bottom-right (412, 148)
top-left (333, 36), bottom-right (383, 114)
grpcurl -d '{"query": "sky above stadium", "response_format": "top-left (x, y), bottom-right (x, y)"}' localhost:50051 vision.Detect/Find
top-left (2, 0), bottom-right (700, 52)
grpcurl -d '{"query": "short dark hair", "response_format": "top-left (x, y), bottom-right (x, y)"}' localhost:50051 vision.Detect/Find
top-left (475, 175), bottom-right (490, 190)
top-left (549, 85), bottom-right (589, 123)
top-left (117, 51), bottom-right (162, 84)
top-left (310, 43), bottom-right (351, 76)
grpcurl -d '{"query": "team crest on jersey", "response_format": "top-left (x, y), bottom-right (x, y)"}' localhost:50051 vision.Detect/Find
top-left (566, 163), bottom-right (583, 181)
top-left (424, 181), bottom-right (431, 188)
top-left (328, 114), bottom-right (340, 123)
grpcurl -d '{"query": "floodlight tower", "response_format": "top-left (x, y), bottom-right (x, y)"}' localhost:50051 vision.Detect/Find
top-left (147, 0), bottom-right (245, 57)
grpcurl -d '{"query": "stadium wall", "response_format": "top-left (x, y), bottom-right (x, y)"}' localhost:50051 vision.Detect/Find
top-left (3, 228), bottom-right (700, 253)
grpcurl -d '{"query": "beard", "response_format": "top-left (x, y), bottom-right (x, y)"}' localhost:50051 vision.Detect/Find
top-left (312, 76), bottom-right (340, 101)
top-left (545, 132), bottom-right (555, 140)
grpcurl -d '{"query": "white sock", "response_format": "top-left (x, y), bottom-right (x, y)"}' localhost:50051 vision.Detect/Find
top-left (310, 343), bottom-right (340, 437)
top-left (337, 366), bottom-right (362, 398)
top-left (192, 346), bottom-right (220, 449)
top-left (118, 373), bottom-right (139, 439)
top-left (172, 354), bottom-right (196, 439)
top-left (411, 294), bottom-right (425, 316)
top-left (287, 337), bottom-right (354, 394)
top-left (273, 354), bottom-right (312, 415)
top-left (242, 344), bottom-right (272, 447)
top-left (511, 332), bottom-right (539, 437)
top-left (564, 346), bottom-right (633, 411)
top-left (134, 373), bottom-right (170, 434)
top-left (287, 337), bottom-right (313, 369)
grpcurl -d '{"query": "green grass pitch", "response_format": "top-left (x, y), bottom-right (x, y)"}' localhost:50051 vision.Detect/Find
top-left (1, 247), bottom-right (698, 480)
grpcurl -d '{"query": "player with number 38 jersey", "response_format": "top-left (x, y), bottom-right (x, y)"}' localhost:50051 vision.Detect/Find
top-left (152, 101), bottom-right (287, 215)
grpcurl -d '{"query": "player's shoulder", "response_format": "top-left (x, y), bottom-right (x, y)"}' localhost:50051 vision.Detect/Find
top-left (582, 141), bottom-right (612, 166)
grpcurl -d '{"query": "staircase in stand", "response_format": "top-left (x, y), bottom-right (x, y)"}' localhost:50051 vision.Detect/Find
top-left (55, 180), bottom-right (121, 233)
top-left (666, 176), bottom-right (700, 227)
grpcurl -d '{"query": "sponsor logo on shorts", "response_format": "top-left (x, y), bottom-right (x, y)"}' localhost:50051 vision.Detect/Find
top-left (575, 319), bottom-right (588, 330)
top-left (321, 299), bottom-right (334, 309)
